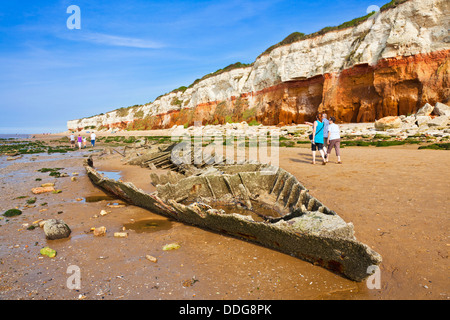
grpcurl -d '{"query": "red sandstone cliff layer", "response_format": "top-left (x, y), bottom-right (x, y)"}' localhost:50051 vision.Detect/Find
top-left (119, 49), bottom-right (449, 130)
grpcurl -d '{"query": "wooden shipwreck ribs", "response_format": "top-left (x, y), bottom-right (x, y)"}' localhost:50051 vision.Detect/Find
top-left (85, 143), bottom-right (382, 281)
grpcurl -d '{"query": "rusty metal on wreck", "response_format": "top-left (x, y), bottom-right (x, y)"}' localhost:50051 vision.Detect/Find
top-left (84, 144), bottom-right (382, 281)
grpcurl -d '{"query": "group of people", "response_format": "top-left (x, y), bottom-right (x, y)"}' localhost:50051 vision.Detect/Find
top-left (306, 113), bottom-right (341, 165)
top-left (69, 132), bottom-right (96, 150)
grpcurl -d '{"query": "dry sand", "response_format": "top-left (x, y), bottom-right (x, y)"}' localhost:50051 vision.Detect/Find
top-left (0, 132), bottom-right (448, 300)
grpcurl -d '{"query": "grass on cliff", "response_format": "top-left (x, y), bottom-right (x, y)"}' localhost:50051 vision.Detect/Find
top-left (258, 0), bottom-right (411, 58)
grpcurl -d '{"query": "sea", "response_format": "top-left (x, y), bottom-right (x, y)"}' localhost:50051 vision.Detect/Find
top-left (0, 134), bottom-right (31, 140)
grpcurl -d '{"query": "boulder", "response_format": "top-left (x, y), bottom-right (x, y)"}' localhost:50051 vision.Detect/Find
top-left (416, 103), bottom-right (434, 117)
top-left (433, 102), bottom-right (450, 117)
top-left (374, 116), bottom-right (402, 131)
top-left (415, 115), bottom-right (432, 127)
top-left (427, 115), bottom-right (449, 127)
top-left (43, 219), bottom-right (71, 240)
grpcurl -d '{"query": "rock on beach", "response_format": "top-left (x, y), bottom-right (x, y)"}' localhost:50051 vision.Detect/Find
top-left (43, 219), bottom-right (71, 240)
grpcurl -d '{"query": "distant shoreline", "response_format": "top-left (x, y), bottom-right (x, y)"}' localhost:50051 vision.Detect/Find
top-left (0, 133), bottom-right (32, 140)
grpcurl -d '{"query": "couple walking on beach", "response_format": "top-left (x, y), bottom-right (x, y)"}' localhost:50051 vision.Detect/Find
top-left (306, 113), bottom-right (341, 165)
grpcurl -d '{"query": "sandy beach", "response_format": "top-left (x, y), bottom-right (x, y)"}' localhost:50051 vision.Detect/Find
top-left (0, 131), bottom-right (448, 300)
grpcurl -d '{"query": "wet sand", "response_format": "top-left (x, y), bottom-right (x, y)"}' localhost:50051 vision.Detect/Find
top-left (0, 136), bottom-right (448, 300)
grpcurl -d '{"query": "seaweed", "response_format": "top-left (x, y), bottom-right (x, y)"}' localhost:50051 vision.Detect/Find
top-left (3, 209), bottom-right (22, 217)
top-left (418, 143), bottom-right (450, 150)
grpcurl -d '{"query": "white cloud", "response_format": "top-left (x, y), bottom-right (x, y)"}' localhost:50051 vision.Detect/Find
top-left (66, 32), bottom-right (165, 49)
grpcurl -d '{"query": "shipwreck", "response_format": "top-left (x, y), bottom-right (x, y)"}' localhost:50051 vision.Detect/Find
top-left (84, 143), bottom-right (382, 281)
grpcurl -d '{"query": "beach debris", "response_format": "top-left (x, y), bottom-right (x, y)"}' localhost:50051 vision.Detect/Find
top-left (100, 210), bottom-right (110, 216)
top-left (162, 243), bottom-right (181, 251)
top-left (114, 232), bottom-right (128, 238)
top-left (3, 209), bottom-right (23, 217)
top-left (43, 219), bottom-right (71, 240)
top-left (40, 247), bottom-right (57, 258)
top-left (107, 203), bottom-right (125, 208)
top-left (7, 156), bottom-right (22, 161)
top-left (93, 226), bottom-right (106, 236)
top-left (27, 219), bottom-right (44, 229)
top-left (145, 255), bottom-right (158, 263)
top-left (182, 277), bottom-right (199, 287)
top-left (32, 186), bottom-right (55, 194)
top-left (71, 177), bottom-right (77, 182)
top-left (41, 183), bottom-right (55, 187)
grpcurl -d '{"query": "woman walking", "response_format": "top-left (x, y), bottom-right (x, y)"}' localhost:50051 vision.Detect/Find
top-left (77, 134), bottom-right (82, 150)
top-left (311, 114), bottom-right (327, 165)
top-left (326, 116), bottom-right (342, 164)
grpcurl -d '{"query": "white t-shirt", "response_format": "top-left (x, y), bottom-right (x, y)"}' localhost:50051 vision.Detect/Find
top-left (90, 133), bottom-right (96, 140)
top-left (328, 123), bottom-right (340, 140)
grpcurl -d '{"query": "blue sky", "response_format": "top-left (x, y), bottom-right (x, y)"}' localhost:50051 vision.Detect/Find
top-left (0, 0), bottom-right (388, 134)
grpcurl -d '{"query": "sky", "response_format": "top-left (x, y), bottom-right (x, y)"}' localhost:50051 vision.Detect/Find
top-left (0, 0), bottom-right (388, 134)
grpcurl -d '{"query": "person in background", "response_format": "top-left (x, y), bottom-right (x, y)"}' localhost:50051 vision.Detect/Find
top-left (90, 131), bottom-right (96, 147)
top-left (69, 132), bottom-right (75, 148)
top-left (311, 114), bottom-right (327, 165)
top-left (322, 113), bottom-right (329, 155)
top-left (77, 134), bottom-right (82, 150)
top-left (82, 136), bottom-right (87, 148)
top-left (326, 116), bottom-right (342, 164)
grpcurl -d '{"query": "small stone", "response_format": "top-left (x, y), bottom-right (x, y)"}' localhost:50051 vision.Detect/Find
top-left (41, 183), bottom-right (54, 187)
top-left (32, 186), bottom-right (55, 194)
top-left (145, 255), bottom-right (158, 263)
top-left (114, 232), bottom-right (128, 238)
top-left (93, 226), bottom-right (106, 236)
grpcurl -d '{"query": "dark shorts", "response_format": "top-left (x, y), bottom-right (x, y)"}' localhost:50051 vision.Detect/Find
top-left (311, 143), bottom-right (323, 151)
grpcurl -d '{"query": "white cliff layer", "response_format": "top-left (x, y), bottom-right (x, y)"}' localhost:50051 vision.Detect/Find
top-left (67, 0), bottom-right (449, 130)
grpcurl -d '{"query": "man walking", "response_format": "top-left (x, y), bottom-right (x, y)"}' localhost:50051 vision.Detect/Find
top-left (90, 131), bottom-right (96, 148)
top-left (69, 132), bottom-right (75, 148)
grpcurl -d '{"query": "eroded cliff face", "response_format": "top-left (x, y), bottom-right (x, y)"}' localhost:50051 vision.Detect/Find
top-left (67, 0), bottom-right (450, 131)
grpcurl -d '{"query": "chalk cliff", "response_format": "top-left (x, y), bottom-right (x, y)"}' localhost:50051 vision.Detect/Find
top-left (67, 0), bottom-right (450, 131)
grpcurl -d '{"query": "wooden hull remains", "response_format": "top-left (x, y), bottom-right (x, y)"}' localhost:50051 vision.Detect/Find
top-left (84, 153), bottom-right (381, 282)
